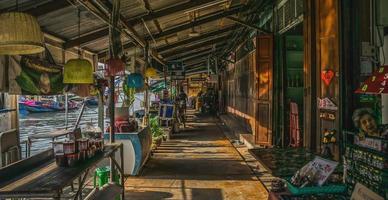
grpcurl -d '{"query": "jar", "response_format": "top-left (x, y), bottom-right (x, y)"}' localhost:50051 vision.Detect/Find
top-left (66, 153), bottom-right (77, 167)
top-left (79, 150), bottom-right (86, 161)
top-left (53, 141), bottom-right (64, 155)
top-left (77, 138), bottom-right (89, 151)
top-left (63, 141), bottom-right (76, 155)
top-left (55, 153), bottom-right (67, 167)
top-left (95, 139), bottom-right (104, 152)
top-left (87, 149), bottom-right (93, 159)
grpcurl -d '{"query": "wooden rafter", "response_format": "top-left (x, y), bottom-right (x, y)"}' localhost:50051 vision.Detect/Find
top-left (162, 36), bottom-right (228, 58)
top-left (0, 0), bottom-right (71, 17)
top-left (127, 0), bottom-right (217, 26)
top-left (65, 4), bottom-right (244, 50)
top-left (157, 25), bottom-right (239, 52)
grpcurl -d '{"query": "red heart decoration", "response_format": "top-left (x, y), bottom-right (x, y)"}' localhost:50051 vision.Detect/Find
top-left (321, 70), bottom-right (334, 86)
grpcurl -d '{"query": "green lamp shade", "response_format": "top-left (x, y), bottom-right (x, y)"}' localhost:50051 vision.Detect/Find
top-left (0, 12), bottom-right (44, 55)
top-left (63, 58), bottom-right (94, 84)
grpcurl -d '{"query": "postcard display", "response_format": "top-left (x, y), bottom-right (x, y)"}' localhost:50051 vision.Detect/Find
top-left (344, 134), bottom-right (388, 199)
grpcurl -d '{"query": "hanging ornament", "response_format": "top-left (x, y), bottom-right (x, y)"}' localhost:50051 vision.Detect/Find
top-left (0, 12), bottom-right (44, 55)
top-left (105, 58), bottom-right (125, 77)
top-left (321, 69), bottom-right (334, 86)
top-left (127, 73), bottom-right (144, 88)
top-left (63, 58), bottom-right (93, 84)
top-left (145, 67), bottom-right (158, 78)
top-left (63, 9), bottom-right (93, 84)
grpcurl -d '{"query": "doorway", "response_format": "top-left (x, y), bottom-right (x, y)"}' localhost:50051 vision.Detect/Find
top-left (281, 23), bottom-right (305, 147)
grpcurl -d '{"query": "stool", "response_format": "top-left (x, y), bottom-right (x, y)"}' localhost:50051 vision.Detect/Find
top-left (93, 166), bottom-right (110, 188)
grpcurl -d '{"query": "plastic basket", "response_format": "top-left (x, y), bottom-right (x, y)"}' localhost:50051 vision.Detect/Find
top-left (285, 179), bottom-right (346, 195)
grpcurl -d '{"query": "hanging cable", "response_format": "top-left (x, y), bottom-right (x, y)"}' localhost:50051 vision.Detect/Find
top-left (78, 8), bottom-right (81, 58)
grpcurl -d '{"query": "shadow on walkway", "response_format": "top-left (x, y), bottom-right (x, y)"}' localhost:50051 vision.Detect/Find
top-left (124, 110), bottom-right (268, 200)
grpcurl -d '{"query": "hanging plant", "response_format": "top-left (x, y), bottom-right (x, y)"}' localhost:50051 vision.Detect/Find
top-left (122, 78), bottom-right (135, 107)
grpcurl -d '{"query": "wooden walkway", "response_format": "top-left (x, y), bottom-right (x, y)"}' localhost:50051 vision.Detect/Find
top-left (124, 111), bottom-right (268, 200)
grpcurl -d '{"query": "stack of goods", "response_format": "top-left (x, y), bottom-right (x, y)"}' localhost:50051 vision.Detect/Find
top-left (344, 136), bottom-right (388, 198)
top-left (106, 118), bottom-right (138, 133)
top-left (285, 156), bottom-right (346, 196)
top-left (53, 133), bottom-right (104, 167)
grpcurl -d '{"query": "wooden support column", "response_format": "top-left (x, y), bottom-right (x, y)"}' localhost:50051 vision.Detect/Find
top-left (303, 0), bottom-right (317, 151)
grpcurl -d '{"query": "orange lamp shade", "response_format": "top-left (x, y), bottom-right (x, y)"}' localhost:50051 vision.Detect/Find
top-left (105, 58), bottom-right (124, 77)
top-left (63, 58), bottom-right (94, 84)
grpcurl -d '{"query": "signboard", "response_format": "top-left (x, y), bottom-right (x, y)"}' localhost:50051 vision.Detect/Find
top-left (355, 66), bottom-right (388, 94)
top-left (350, 183), bottom-right (384, 200)
top-left (354, 135), bottom-right (386, 152)
top-left (320, 111), bottom-right (336, 120)
top-left (167, 61), bottom-right (184, 72)
top-left (190, 77), bottom-right (206, 82)
top-left (318, 97), bottom-right (338, 111)
top-left (300, 156), bottom-right (338, 186)
top-left (170, 70), bottom-right (185, 80)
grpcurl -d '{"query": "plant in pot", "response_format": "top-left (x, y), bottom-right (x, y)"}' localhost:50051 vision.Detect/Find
top-left (150, 117), bottom-right (164, 147)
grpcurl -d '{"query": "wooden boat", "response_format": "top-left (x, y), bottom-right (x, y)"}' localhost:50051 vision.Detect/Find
top-left (19, 100), bottom-right (79, 113)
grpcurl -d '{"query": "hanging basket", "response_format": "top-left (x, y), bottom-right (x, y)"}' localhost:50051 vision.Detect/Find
top-left (105, 58), bottom-right (124, 77)
top-left (0, 12), bottom-right (44, 55)
top-left (63, 58), bottom-right (94, 84)
top-left (126, 73), bottom-right (144, 88)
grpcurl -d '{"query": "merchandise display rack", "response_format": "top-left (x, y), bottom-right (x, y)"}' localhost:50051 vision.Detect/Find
top-left (343, 131), bottom-right (388, 198)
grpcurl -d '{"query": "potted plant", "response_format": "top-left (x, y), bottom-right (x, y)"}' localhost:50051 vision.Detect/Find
top-left (150, 117), bottom-right (165, 147)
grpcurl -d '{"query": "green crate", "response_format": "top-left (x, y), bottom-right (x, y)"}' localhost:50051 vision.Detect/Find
top-left (285, 179), bottom-right (347, 195)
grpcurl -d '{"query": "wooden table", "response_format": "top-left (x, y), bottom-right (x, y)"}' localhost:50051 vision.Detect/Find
top-left (0, 143), bottom-right (124, 200)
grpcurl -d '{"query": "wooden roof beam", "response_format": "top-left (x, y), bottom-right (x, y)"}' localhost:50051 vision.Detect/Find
top-left (162, 36), bottom-right (228, 58)
top-left (226, 16), bottom-right (271, 33)
top-left (0, 0), bottom-right (71, 17)
top-left (156, 25), bottom-right (239, 52)
top-left (181, 49), bottom-right (222, 63)
top-left (151, 5), bottom-right (244, 40)
top-left (127, 0), bottom-right (217, 26)
top-left (168, 43), bottom-right (226, 61)
top-left (67, 4), bottom-right (244, 50)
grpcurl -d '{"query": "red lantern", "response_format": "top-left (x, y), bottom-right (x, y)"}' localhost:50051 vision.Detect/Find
top-left (105, 58), bottom-right (125, 76)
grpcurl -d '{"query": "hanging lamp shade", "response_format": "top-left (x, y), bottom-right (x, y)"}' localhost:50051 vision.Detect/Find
top-left (105, 58), bottom-right (125, 76)
top-left (145, 67), bottom-right (158, 78)
top-left (63, 58), bottom-right (94, 84)
top-left (127, 73), bottom-right (144, 88)
top-left (0, 12), bottom-right (44, 55)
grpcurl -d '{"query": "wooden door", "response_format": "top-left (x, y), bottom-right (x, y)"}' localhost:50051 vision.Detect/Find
top-left (255, 34), bottom-right (273, 146)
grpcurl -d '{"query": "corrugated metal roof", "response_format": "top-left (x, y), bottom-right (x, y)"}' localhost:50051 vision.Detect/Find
top-left (0, 0), bottom-right (259, 67)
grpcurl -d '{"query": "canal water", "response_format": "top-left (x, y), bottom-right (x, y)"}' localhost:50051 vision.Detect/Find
top-left (19, 94), bottom-right (148, 157)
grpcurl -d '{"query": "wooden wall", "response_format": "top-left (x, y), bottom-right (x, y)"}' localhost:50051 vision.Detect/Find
top-left (225, 35), bottom-right (274, 146)
top-left (315, 0), bottom-right (341, 158)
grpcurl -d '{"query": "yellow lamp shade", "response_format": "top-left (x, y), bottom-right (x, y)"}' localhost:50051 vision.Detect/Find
top-left (0, 12), bottom-right (44, 55)
top-left (63, 59), bottom-right (94, 84)
top-left (145, 67), bottom-right (158, 78)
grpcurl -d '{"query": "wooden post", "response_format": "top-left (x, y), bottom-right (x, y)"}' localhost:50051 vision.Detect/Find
top-left (65, 94), bottom-right (68, 129)
top-left (143, 42), bottom-right (150, 126)
top-left (120, 144), bottom-right (124, 200)
top-left (109, 76), bottom-right (115, 183)
top-left (98, 89), bottom-right (104, 133)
